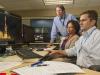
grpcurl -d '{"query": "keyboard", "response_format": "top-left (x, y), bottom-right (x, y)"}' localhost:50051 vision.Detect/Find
top-left (16, 48), bottom-right (43, 59)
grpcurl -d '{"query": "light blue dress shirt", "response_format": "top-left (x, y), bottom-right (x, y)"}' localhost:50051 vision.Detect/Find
top-left (50, 13), bottom-right (77, 43)
top-left (65, 26), bottom-right (100, 68)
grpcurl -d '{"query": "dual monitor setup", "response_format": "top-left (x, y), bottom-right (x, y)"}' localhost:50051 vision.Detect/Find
top-left (0, 10), bottom-right (53, 55)
top-left (0, 10), bottom-right (53, 44)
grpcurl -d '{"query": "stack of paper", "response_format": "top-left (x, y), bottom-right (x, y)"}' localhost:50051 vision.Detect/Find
top-left (13, 61), bottom-right (85, 75)
top-left (0, 62), bottom-right (22, 72)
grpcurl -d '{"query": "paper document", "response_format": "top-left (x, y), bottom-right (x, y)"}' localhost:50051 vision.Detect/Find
top-left (13, 61), bottom-right (85, 75)
top-left (0, 55), bottom-right (22, 62)
top-left (44, 46), bottom-right (56, 50)
top-left (0, 62), bottom-right (22, 72)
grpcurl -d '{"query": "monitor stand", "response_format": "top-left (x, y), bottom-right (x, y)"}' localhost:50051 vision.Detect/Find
top-left (0, 41), bottom-right (15, 56)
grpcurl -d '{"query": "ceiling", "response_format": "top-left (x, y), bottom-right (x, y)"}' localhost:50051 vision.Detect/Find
top-left (0, 0), bottom-right (100, 17)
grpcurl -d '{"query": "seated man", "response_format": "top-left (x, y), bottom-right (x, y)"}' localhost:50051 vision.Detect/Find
top-left (48, 10), bottom-right (100, 68)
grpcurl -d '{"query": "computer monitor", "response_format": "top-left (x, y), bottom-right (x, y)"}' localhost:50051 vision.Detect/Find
top-left (31, 19), bottom-right (53, 42)
top-left (0, 12), bottom-right (22, 44)
top-left (22, 25), bottom-right (35, 43)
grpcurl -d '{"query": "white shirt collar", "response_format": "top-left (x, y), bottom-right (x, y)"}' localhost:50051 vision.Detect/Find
top-left (82, 26), bottom-right (96, 37)
top-left (58, 14), bottom-right (66, 20)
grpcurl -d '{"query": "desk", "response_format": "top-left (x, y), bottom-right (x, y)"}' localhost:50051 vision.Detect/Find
top-left (0, 51), bottom-right (48, 75)
top-left (0, 50), bottom-right (48, 62)
top-left (29, 43), bottom-right (60, 49)
top-left (76, 69), bottom-right (100, 75)
top-left (0, 51), bottom-right (100, 75)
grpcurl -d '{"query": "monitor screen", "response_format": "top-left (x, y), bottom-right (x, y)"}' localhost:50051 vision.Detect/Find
top-left (31, 19), bottom-right (53, 28)
top-left (31, 19), bottom-right (53, 42)
top-left (0, 12), bottom-right (22, 43)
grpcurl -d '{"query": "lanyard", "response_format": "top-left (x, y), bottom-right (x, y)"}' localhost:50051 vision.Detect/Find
top-left (59, 16), bottom-right (66, 26)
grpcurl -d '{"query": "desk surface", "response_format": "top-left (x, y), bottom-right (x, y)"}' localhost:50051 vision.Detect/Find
top-left (0, 51), bottom-right (100, 75)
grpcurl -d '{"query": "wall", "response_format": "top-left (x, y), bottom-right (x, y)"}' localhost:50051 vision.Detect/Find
top-left (18, 8), bottom-right (100, 28)
top-left (21, 15), bottom-right (100, 29)
top-left (22, 19), bottom-right (30, 26)
top-left (97, 18), bottom-right (100, 29)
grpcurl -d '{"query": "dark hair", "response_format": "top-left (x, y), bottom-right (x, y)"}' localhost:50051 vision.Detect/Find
top-left (80, 10), bottom-right (98, 26)
top-left (67, 20), bottom-right (80, 35)
top-left (56, 4), bottom-right (65, 12)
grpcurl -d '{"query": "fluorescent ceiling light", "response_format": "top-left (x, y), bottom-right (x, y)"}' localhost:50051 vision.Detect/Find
top-left (0, 5), bottom-right (4, 8)
top-left (44, 0), bottom-right (74, 5)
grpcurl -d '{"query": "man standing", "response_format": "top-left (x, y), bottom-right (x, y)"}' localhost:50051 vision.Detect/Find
top-left (48, 5), bottom-right (77, 46)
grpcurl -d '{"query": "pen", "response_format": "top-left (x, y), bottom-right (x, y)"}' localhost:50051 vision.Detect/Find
top-left (37, 64), bottom-right (48, 67)
top-left (31, 61), bottom-right (43, 67)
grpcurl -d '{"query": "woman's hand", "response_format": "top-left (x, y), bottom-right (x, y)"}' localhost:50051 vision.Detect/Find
top-left (47, 43), bottom-right (53, 48)
top-left (46, 50), bottom-right (64, 55)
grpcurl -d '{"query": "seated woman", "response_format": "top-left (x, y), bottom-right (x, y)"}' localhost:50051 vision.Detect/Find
top-left (47, 20), bottom-right (80, 63)
top-left (60, 20), bottom-right (80, 50)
